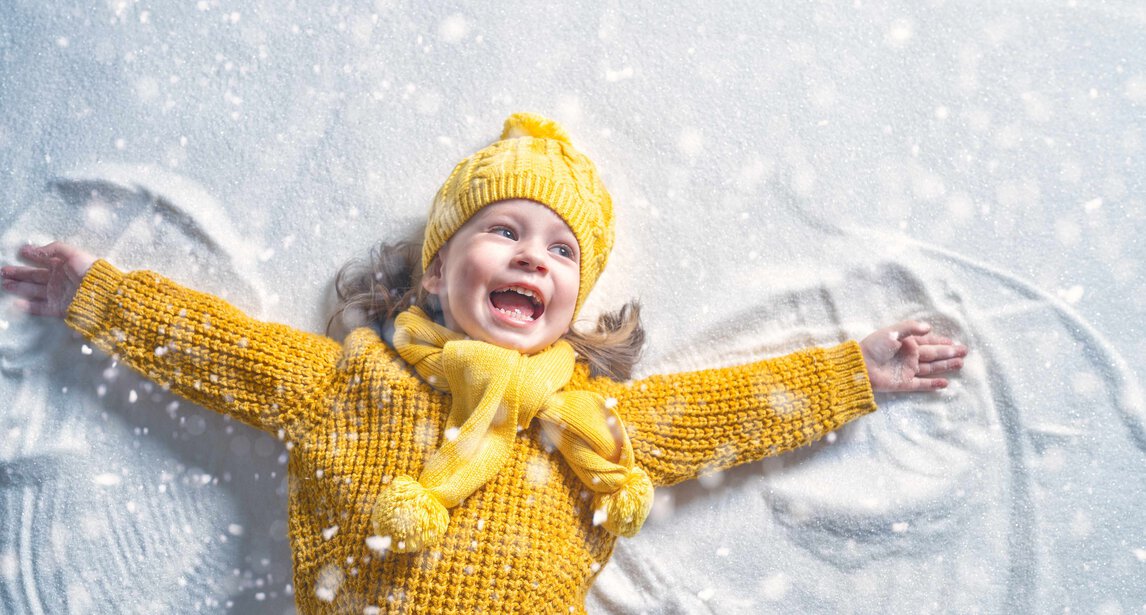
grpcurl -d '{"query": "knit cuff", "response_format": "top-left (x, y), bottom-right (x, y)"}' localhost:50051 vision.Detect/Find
top-left (822, 340), bottom-right (878, 425)
top-left (65, 258), bottom-right (124, 343)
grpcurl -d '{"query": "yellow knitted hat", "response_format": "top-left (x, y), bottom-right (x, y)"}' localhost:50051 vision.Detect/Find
top-left (423, 113), bottom-right (614, 316)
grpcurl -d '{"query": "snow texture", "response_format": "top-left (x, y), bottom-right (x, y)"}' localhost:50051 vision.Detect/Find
top-left (1, 1), bottom-right (1144, 613)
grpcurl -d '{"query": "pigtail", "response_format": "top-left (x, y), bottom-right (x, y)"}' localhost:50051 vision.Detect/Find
top-left (565, 301), bottom-right (645, 381)
top-left (327, 225), bottom-right (437, 339)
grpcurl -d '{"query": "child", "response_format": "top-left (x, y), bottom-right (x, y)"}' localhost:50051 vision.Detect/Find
top-left (1, 113), bottom-right (966, 613)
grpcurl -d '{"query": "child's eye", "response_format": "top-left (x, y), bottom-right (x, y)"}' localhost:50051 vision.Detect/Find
top-left (550, 244), bottom-right (576, 260)
top-left (491, 226), bottom-right (516, 240)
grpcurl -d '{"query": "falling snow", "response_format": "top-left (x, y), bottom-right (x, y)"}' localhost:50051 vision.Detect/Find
top-left (0, 1), bottom-right (1142, 614)
top-left (365, 535), bottom-right (391, 553)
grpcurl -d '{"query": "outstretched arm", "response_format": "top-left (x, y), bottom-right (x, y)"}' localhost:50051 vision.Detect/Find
top-left (578, 341), bottom-right (876, 487)
top-left (3, 242), bottom-right (343, 437)
top-left (579, 321), bottom-right (967, 487)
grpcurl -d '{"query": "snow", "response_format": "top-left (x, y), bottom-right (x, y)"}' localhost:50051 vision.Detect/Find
top-left (364, 535), bottom-right (391, 554)
top-left (1, 1), bottom-right (1145, 614)
top-left (92, 472), bottom-right (121, 487)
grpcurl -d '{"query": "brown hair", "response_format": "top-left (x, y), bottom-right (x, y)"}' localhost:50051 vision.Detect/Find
top-left (328, 228), bottom-right (645, 381)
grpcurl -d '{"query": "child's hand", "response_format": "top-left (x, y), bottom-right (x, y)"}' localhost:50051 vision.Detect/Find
top-left (860, 320), bottom-right (967, 392)
top-left (1, 242), bottom-right (97, 318)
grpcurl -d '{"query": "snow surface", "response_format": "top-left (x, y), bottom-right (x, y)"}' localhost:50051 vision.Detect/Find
top-left (1, 1), bottom-right (1144, 613)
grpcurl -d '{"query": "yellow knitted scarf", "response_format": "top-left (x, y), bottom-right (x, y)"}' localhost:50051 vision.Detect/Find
top-left (371, 307), bottom-right (653, 553)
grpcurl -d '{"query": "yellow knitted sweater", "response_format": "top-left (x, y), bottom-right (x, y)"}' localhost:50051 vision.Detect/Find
top-left (66, 260), bottom-right (876, 614)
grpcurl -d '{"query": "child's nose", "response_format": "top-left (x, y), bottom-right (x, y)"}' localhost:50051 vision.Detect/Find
top-left (515, 242), bottom-right (548, 272)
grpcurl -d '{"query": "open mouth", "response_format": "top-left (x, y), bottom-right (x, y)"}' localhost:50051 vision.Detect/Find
top-left (489, 285), bottom-right (545, 322)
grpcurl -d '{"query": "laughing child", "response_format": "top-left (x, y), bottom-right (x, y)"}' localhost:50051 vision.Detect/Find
top-left (1, 113), bottom-right (966, 613)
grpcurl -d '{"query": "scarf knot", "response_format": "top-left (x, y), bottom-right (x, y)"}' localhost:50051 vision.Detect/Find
top-left (371, 307), bottom-right (653, 552)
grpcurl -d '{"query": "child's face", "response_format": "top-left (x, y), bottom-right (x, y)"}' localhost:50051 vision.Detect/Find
top-left (422, 199), bottom-right (581, 355)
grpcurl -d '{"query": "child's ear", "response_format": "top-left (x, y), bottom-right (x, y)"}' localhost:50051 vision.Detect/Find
top-left (421, 255), bottom-right (444, 295)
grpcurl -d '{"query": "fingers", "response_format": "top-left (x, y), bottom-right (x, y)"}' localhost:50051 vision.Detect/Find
top-left (0, 277), bottom-right (49, 301)
top-left (918, 342), bottom-right (968, 364)
top-left (1, 265), bottom-right (52, 301)
top-left (864, 320), bottom-right (970, 393)
top-left (916, 335), bottom-right (969, 379)
top-left (917, 358), bottom-right (962, 376)
top-left (4, 243), bottom-right (90, 320)
top-left (17, 242), bottom-right (77, 266)
top-left (16, 243), bottom-right (97, 280)
top-left (0, 265), bottom-right (52, 285)
top-left (909, 377), bottom-right (948, 391)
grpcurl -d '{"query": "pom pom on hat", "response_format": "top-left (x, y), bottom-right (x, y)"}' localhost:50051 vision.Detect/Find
top-left (500, 112), bottom-right (572, 143)
top-left (371, 475), bottom-right (450, 553)
top-left (592, 467), bottom-right (654, 537)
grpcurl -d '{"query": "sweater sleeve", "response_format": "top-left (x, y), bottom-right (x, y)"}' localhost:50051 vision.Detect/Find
top-left (582, 341), bottom-right (876, 487)
top-left (65, 259), bottom-right (344, 438)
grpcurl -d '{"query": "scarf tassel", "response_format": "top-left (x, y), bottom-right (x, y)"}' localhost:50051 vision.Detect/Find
top-left (591, 466), bottom-right (654, 537)
top-left (371, 475), bottom-right (450, 553)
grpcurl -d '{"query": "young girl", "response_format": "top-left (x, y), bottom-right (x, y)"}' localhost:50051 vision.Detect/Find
top-left (1, 113), bottom-right (966, 613)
